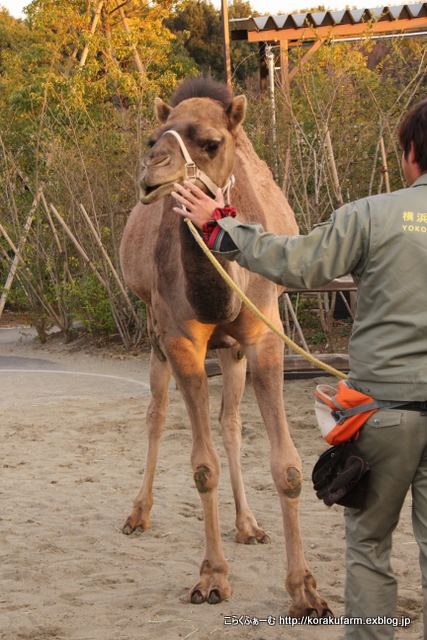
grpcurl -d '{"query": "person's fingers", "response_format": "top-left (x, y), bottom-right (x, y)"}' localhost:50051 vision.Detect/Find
top-left (172, 181), bottom-right (224, 230)
top-left (174, 182), bottom-right (223, 211)
top-left (170, 194), bottom-right (188, 212)
top-left (173, 183), bottom-right (200, 206)
top-left (183, 180), bottom-right (206, 199)
top-left (171, 189), bottom-right (185, 203)
top-left (172, 206), bottom-right (190, 218)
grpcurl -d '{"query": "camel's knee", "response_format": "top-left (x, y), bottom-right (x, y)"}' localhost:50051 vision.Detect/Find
top-left (220, 417), bottom-right (242, 449)
top-left (273, 465), bottom-right (302, 499)
top-left (194, 464), bottom-right (219, 494)
top-left (147, 406), bottom-right (167, 423)
top-left (146, 404), bottom-right (168, 438)
top-left (149, 383), bottom-right (169, 409)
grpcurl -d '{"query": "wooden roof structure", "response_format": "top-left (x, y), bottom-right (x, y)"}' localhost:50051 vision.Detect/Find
top-left (230, 3), bottom-right (427, 87)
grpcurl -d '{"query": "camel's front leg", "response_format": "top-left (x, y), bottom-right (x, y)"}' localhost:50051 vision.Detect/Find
top-left (123, 349), bottom-right (172, 534)
top-left (166, 334), bottom-right (231, 604)
top-left (217, 346), bottom-right (269, 544)
top-left (245, 326), bottom-right (331, 617)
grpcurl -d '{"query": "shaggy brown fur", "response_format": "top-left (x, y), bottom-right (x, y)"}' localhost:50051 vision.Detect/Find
top-left (170, 75), bottom-right (233, 109)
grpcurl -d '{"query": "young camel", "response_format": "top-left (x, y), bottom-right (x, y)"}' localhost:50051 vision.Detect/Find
top-left (120, 77), bottom-right (329, 616)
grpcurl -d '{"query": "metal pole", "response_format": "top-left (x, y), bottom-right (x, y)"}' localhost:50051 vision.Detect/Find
top-left (221, 0), bottom-right (232, 86)
top-left (265, 45), bottom-right (279, 183)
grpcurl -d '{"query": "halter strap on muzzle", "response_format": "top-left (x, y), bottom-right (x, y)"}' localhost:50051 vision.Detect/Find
top-left (161, 129), bottom-right (235, 204)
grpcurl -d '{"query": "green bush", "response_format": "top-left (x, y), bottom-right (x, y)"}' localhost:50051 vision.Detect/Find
top-left (65, 274), bottom-right (116, 338)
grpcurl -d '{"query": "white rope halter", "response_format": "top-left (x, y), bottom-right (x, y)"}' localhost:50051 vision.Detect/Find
top-left (161, 129), bottom-right (235, 205)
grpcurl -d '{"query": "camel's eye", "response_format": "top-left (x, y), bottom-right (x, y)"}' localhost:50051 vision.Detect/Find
top-left (147, 137), bottom-right (156, 149)
top-left (204, 140), bottom-right (220, 155)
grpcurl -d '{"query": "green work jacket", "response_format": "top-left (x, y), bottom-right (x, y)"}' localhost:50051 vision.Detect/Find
top-left (216, 173), bottom-right (427, 401)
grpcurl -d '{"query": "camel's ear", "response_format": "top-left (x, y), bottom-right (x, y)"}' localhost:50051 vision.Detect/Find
top-left (154, 97), bottom-right (172, 123)
top-left (226, 95), bottom-right (246, 132)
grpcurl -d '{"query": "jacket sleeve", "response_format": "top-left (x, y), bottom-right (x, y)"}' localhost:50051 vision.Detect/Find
top-left (216, 200), bottom-right (369, 289)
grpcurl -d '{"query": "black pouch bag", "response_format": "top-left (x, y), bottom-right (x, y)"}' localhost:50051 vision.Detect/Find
top-left (312, 440), bottom-right (371, 510)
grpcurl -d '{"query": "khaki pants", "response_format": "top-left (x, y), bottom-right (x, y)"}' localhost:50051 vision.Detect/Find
top-left (344, 409), bottom-right (427, 639)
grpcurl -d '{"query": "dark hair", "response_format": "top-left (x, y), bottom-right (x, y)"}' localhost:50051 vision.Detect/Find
top-left (170, 75), bottom-right (233, 110)
top-left (398, 98), bottom-right (427, 172)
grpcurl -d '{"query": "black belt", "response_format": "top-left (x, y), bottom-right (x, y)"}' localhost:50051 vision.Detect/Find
top-left (394, 401), bottom-right (427, 413)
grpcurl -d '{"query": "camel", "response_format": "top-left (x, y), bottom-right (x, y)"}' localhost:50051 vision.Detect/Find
top-left (120, 76), bottom-right (330, 616)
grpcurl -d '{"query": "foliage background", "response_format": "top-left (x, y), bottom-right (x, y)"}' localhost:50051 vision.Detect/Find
top-left (0, 0), bottom-right (426, 347)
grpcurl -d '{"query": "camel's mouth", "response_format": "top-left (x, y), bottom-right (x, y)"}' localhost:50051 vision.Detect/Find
top-left (139, 181), bottom-right (175, 204)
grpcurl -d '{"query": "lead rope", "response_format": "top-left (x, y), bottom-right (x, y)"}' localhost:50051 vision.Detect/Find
top-left (184, 217), bottom-right (348, 380)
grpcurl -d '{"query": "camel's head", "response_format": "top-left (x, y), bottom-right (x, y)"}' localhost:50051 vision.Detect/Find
top-left (139, 77), bottom-right (246, 204)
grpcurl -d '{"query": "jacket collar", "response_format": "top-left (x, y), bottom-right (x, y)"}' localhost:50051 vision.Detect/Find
top-left (412, 172), bottom-right (427, 187)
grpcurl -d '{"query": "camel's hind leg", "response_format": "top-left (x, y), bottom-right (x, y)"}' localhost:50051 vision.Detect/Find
top-left (217, 345), bottom-right (269, 544)
top-left (243, 318), bottom-right (331, 618)
top-left (123, 349), bottom-right (172, 534)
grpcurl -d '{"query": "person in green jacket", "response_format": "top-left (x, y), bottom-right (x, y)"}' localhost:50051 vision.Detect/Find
top-left (171, 98), bottom-right (427, 639)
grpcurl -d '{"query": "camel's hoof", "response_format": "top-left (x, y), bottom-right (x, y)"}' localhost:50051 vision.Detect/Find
top-left (289, 601), bottom-right (333, 619)
top-left (302, 606), bottom-right (332, 618)
top-left (207, 589), bottom-right (221, 605)
top-left (191, 590), bottom-right (205, 604)
top-left (122, 523), bottom-right (145, 535)
top-left (245, 533), bottom-right (270, 545)
top-left (122, 524), bottom-right (133, 535)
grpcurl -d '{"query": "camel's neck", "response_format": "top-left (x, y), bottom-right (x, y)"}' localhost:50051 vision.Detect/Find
top-left (179, 217), bottom-right (241, 324)
top-left (231, 129), bottom-right (298, 236)
top-left (153, 198), bottom-right (241, 324)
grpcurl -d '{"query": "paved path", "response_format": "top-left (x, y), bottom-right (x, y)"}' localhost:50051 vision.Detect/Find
top-left (0, 326), bottom-right (152, 408)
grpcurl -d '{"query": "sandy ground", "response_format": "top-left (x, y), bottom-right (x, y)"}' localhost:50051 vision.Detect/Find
top-left (0, 327), bottom-right (423, 640)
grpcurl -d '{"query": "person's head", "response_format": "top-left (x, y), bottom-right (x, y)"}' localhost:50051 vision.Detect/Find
top-left (399, 98), bottom-right (427, 183)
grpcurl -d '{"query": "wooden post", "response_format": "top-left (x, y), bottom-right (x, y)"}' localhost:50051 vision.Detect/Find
top-left (324, 127), bottom-right (343, 207)
top-left (40, 191), bottom-right (74, 285)
top-left (284, 293), bottom-right (311, 353)
top-left (79, 0), bottom-right (104, 69)
top-left (287, 38), bottom-right (324, 83)
top-left (0, 222), bottom-right (63, 327)
top-left (266, 45), bottom-right (279, 183)
top-left (49, 204), bottom-right (107, 288)
top-left (259, 42), bottom-right (268, 92)
top-left (0, 187), bottom-right (43, 319)
top-left (282, 149), bottom-right (291, 196)
top-left (0, 245), bottom-right (28, 301)
top-left (221, 0), bottom-right (232, 86)
top-left (115, 0), bottom-right (145, 79)
top-left (279, 40), bottom-right (289, 91)
top-left (338, 290), bottom-right (355, 321)
top-left (282, 294), bottom-right (292, 355)
top-left (64, 48), bottom-right (79, 77)
top-left (380, 136), bottom-right (391, 193)
top-left (78, 204), bottom-right (140, 325)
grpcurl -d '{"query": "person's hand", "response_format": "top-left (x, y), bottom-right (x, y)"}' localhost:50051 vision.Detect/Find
top-left (172, 181), bottom-right (224, 229)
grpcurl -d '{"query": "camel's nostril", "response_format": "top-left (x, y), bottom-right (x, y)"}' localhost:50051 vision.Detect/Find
top-left (147, 154), bottom-right (171, 168)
